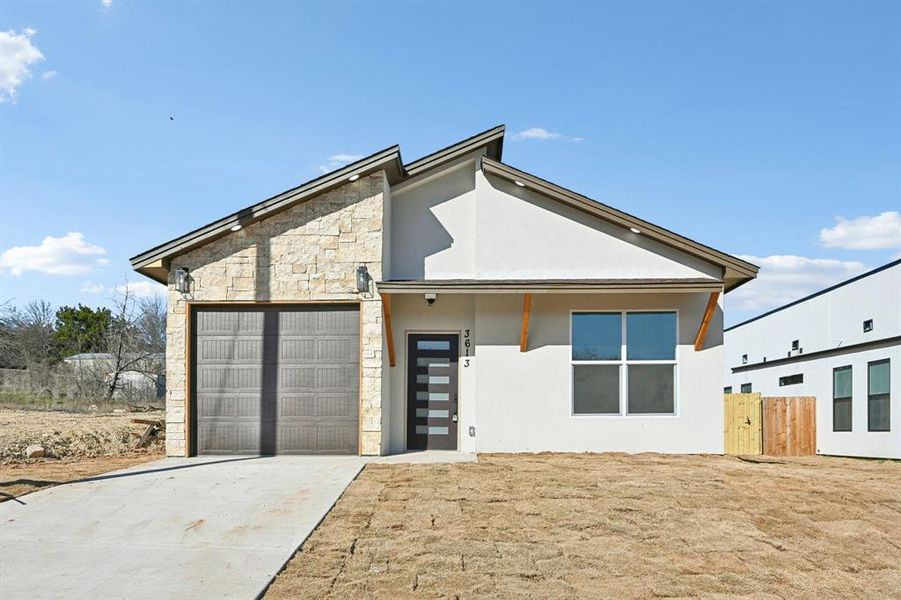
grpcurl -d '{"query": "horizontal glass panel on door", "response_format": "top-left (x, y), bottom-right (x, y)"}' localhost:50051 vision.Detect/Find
top-left (417, 357), bottom-right (450, 367)
top-left (416, 408), bottom-right (450, 418)
top-left (417, 340), bottom-right (450, 351)
top-left (416, 391), bottom-right (450, 402)
top-left (416, 374), bottom-right (450, 384)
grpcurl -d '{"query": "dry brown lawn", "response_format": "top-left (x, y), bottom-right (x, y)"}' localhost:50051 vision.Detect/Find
top-left (265, 453), bottom-right (901, 599)
top-left (0, 454), bottom-right (161, 502)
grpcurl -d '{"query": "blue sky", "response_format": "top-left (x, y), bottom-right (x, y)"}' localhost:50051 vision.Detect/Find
top-left (1, 1), bottom-right (899, 325)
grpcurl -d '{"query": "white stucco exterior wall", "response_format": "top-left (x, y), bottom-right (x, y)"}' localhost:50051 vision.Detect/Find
top-left (390, 159), bottom-right (722, 282)
top-left (387, 291), bottom-right (724, 454)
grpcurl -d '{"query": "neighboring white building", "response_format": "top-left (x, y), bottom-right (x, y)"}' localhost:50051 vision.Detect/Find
top-left (132, 125), bottom-right (758, 457)
top-left (724, 259), bottom-right (900, 459)
top-left (65, 352), bottom-right (166, 399)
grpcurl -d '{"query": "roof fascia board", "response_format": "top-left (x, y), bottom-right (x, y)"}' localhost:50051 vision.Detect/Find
top-left (376, 279), bottom-right (723, 294)
top-left (391, 156), bottom-right (476, 195)
top-left (404, 125), bottom-right (505, 178)
top-left (480, 157), bottom-right (759, 280)
top-left (130, 146), bottom-right (403, 269)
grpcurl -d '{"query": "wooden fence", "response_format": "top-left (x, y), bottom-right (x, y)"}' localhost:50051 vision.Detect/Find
top-left (724, 393), bottom-right (763, 455)
top-left (724, 394), bottom-right (816, 457)
top-left (762, 396), bottom-right (817, 456)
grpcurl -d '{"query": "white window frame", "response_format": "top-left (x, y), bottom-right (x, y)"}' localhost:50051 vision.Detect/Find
top-left (570, 309), bottom-right (679, 418)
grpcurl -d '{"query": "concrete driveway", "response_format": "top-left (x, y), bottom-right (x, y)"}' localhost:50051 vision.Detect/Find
top-left (0, 455), bottom-right (368, 599)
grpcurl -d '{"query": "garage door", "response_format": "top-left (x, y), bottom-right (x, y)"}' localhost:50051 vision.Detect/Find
top-left (192, 305), bottom-right (359, 455)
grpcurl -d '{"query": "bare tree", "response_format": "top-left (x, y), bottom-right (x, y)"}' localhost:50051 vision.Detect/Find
top-left (101, 282), bottom-right (164, 401)
top-left (0, 300), bottom-right (57, 370)
top-left (136, 295), bottom-right (166, 354)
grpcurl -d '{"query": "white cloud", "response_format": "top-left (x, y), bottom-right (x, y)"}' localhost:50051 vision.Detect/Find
top-left (114, 281), bottom-right (166, 298)
top-left (0, 233), bottom-right (108, 276)
top-left (80, 281), bottom-right (106, 294)
top-left (511, 127), bottom-right (584, 142)
top-left (728, 255), bottom-right (868, 312)
top-left (0, 28), bottom-right (45, 103)
top-left (41, 70), bottom-right (58, 80)
top-left (819, 211), bottom-right (901, 250)
top-left (318, 153), bottom-right (364, 174)
top-left (101, 0), bottom-right (113, 7)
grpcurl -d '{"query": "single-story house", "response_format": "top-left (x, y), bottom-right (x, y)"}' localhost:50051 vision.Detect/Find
top-left (131, 125), bottom-right (758, 457)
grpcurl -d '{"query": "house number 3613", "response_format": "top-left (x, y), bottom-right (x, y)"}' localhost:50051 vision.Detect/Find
top-left (463, 329), bottom-right (471, 367)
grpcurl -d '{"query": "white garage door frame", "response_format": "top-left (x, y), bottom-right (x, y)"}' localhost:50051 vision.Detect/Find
top-left (185, 301), bottom-right (363, 456)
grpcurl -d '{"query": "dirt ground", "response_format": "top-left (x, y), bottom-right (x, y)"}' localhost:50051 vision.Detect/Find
top-left (0, 454), bottom-right (161, 502)
top-left (265, 453), bottom-right (901, 599)
top-left (0, 409), bottom-right (164, 460)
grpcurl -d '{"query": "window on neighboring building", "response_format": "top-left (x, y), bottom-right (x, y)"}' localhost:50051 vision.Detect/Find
top-left (868, 359), bottom-right (891, 432)
top-left (779, 373), bottom-right (804, 387)
top-left (571, 311), bottom-right (677, 415)
top-left (833, 366), bottom-right (852, 432)
top-left (741, 354), bottom-right (748, 365)
top-left (740, 383), bottom-right (752, 393)
top-left (724, 386), bottom-right (733, 394)
top-left (863, 319), bottom-right (874, 333)
top-left (791, 340), bottom-right (800, 351)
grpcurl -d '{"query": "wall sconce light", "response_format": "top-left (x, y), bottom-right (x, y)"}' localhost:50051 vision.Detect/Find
top-left (356, 265), bottom-right (370, 293)
top-left (425, 293), bottom-right (437, 307)
top-left (175, 267), bottom-right (190, 294)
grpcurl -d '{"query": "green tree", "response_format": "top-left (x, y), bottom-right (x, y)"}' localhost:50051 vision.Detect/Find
top-left (54, 304), bottom-right (111, 360)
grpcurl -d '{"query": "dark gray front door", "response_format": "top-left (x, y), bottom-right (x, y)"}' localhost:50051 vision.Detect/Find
top-left (407, 334), bottom-right (458, 450)
top-left (192, 305), bottom-right (359, 455)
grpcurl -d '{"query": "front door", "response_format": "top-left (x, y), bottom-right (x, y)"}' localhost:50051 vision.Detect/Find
top-left (407, 334), bottom-right (459, 450)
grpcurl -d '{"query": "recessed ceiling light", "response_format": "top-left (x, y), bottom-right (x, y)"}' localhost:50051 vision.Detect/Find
top-left (230, 224), bottom-right (242, 232)
top-left (514, 180), bottom-right (525, 187)
top-left (630, 227), bottom-right (641, 234)
top-left (348, 174), bottom-right (360, 182)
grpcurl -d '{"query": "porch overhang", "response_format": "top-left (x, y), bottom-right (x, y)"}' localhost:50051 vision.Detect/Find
top-left (376, 278), bottom-right (724, 294)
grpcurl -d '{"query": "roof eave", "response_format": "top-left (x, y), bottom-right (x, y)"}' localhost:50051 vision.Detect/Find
top-left (376, 278), bottom-right (724, 294)
top-left (404, 125), bottom-right (505, 178)
top-left (480, 157), bottom-right (759, 285)
top-left (130, 146), bottom-right (404, 271)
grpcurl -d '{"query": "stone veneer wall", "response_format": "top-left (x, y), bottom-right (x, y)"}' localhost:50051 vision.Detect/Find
top-left (164, 173), bottom-right (386, 456)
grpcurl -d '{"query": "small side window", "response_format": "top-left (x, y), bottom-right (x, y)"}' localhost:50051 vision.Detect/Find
top-left (740, 383), bottom-right (752, 393)
top-left (791, 340), bottom-right (800, 351)
top-left (779, 373), bottom-right (804, 387)
top-left (863, 319), bottom-right (874, 333)
top-left (724, 386), bottom-right (733, 394)
top-left (741, 354), bottom-right (748, 365)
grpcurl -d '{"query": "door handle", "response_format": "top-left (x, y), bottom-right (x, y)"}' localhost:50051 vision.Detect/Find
top-left (452, 414), bottom-right (458, 422)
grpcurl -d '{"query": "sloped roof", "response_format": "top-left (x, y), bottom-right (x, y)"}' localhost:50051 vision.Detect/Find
top-left (131, 124), bottom-right (757, 291)
top-left (480, 158), bottom-right (758, 292)
top-left (130, 126), bottom-right (505, 282)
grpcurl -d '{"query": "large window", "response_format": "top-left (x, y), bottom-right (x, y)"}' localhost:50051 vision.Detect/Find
top-left (571, 311), bottom-right (677, 415)
top-left (833, 366), bottom-right (852, 432)
top-left (868, 359), bottom-right (891, 432)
